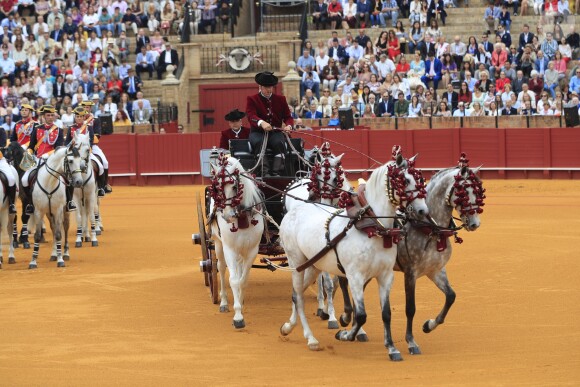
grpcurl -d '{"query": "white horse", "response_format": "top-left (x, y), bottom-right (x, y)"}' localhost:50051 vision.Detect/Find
top-left (74, 144), bottom-right (100, 247)
top-left (209, 154), bottom-right (265, 328)
top-left (0, 158), bottom-right (18, 268)
top-left (395, 153), bottom-right (485, 355)
top-left (28, 144), bottom-right (84, 269)
top-left (283, 142), bottom-right (349, 330)
top-left (279, 147), bottom-right (429, 360)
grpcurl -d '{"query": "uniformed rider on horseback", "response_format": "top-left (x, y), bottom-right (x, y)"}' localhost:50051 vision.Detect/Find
top-left (21, 105), bottom-right (77, 214)
top-left (79, 100), bottom-right (112, 195)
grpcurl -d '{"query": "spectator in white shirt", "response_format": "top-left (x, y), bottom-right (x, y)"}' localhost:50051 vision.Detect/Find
top-left (347, 40), bottom-right (364, 66)
top-left (315, 50), bottom-right (329, 74)
top-left (375, 53), bottom-right (396, 81)
top-left (87, 31), bottom-right (103, 52)
top-left (32, 15), bottom-right (49, 39)
top-left (83, 6), bottom-right (102, 37)
top-left (452, 102), bottom-right (471, 116)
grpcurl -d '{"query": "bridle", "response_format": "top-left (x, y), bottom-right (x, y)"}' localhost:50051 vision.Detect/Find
top-left (445, 153), bottom-right (486, 226)
top-left (385, 146), bottom-right (427, 215)
top-left (209, 152), bottom-right (244, 212)
top-left (307, 142), bottom-right (345, 201)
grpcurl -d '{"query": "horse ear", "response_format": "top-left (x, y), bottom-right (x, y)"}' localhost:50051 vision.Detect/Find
top-left (395, 153), bottom-right (404, 167)
top-left (409, 153), bottom-right (419, 163)
top-left (332, 153), bottom-right (345, 164)
top-left (472, 165), bottom-right (483, 175)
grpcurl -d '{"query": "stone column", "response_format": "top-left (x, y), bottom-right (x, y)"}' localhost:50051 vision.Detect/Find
top-left (282, 61), bottom-right (301, 104)
top-left (277, 39), bottom-right (303, 76)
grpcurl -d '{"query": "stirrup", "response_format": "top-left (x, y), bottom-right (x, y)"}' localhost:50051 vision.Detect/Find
top-left (97, 188), bottom-right (106, 197)
top-left (9, 204), bottom-right (17, 214)
top-left (66, 201), bottom-right (77, 212)
top-left (104, 184), bottom-right (113, 193)
top-left (25, 204), bottom-right (35, 215)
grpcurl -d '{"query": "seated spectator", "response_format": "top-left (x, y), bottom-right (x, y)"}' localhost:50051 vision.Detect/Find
top-left (541, 33), bottom-right (559, 60)
top-left (378, 90), bottom-right (394, 117)
top-left (518, 83), bottom-right (537, 105)
top-left (18, 0), bottom-right (35, 17)
top-left (544, 61), bottom-right (559, 98)
top-left (122, 7), bottom-right (139, 35)
top-left (327, 0), bottom-right (343, 30)
top-left (442, 83), bottom-right (458, 111)
top-left (408, 95), bottom-right (422, 117)
top-left (122, 68), bottom-right (142, 99)
top-left (160, 3), bottom-right (174, 36)
top-left (483, 2), bottom-right (498, 35)
top-left (498, 5), bottom-right (511, 33)
top-left (504, 0), bottom-right (519, 16)
top-left (342, 0), bottom-right (357, 29)
top-left (157, 42), bottom-right (179, 80)
top-left (136, 45), bottom-right (155, 80)
top-left (469, 101), bottom-right (485, 116)
top-left (394, 91), bottom-right (409, 117)
top-left (489, 43), bottom-right (507, 81)
top-left (497, 24), bottom-right (511, 49)
top-left (534, 50), bottom-right (549, 77)
top-left (133, 99), bottom-right (152, 125)
top-left (558, 37), bottom-right (572, 64)
top-left (421, 52), bottom-right (442, 90)
top-left (427, 0), bottom-right (446, 27)
top-left (528, 70), bottom-right (544, 101)
top-left (453, 102), bottom-right (470, 116)
top-left (305, 102), bottom-right (323, 119)
top-left (347, 40), bottom-right (364, 66)
top-left (356, 0), bottom-right (371, 28)
top-left (441, 53), bottom-right (458, 89)
top-left (458, 81), bottom-right (472, 106)
top-left (386, 30), bottom-right (400, 62)
top-left (435, 100), bottom-right (452, 116)
top-left (495, 70), bottom-right (511, 93)
top-left (198, 0), bottom-right (217, 34)
top-left (502, 99), bottom-right (518, 115)
top-left (114, 109), bottom-right (132, 126)
top-left (301, 66), bottom-right (321, 99)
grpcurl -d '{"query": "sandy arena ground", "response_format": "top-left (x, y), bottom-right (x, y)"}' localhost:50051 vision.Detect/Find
top-left (0, 180), bottom-right (579, 386)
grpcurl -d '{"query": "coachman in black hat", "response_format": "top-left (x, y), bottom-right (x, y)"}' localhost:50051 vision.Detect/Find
top-left (246, 71), bottom-right (294, 176)
top-left (219, 109), bottom-right (251, 150)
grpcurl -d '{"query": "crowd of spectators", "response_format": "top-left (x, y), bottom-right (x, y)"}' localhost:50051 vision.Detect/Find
top-left (295, 0), bottom-right (580, 119)
top-left (0, 0), bottom-right (235, 132)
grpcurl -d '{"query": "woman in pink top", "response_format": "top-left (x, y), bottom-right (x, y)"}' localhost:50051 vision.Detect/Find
top-left (150, 30), bottom-right (164, 54)
top-left (552, 51), bottom-right (567, 81)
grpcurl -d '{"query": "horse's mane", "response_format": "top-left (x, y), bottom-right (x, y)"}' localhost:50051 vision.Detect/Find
top-left (365, 161), bottom-right (392, 203)
top-left (228, 157), bottom-right (263, 209)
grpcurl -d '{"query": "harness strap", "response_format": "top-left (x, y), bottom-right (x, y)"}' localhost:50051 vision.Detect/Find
top-left (36, 164), bottom-right (61, 219)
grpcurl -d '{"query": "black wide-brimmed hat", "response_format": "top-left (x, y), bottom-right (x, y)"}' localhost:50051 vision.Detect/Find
top-left (224, 108), bottom-right (246, 121)
top-left (255, 71), bottom-right (278, 86)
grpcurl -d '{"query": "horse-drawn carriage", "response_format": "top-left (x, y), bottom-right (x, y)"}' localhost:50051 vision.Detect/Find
top-left (193, 134), bottom-right (313, 304)
top-left (193, 134), bottom-right (487, 359)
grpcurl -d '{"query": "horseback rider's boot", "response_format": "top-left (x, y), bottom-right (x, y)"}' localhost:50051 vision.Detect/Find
top-left (7, 184), bottom-right (17, 215)
top-left (65, 185), bottom-right (77, 212)
top-left (23, 185), bottom-right (34, 215)
top-left (97, 172), bottom-right (106, 197)
top-left (103, 168), bottom-right (112, 194)
top-left (271, 157), bottom-right (284, 176)
top-left (257, 158), bottom-right (270, 178)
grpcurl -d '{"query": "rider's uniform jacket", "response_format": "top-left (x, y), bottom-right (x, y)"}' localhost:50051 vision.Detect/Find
top-left (11, 117), bottom-right (37, 147)
top-left (85, 114), bottom-right (101, 144)
top-left (28, 123), bottom-right (64, 157)
top-left (65, 122), bottom-right (95, 146)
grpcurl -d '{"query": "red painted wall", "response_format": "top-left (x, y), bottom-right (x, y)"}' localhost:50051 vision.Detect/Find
top-left (98, 128), bottom-right (580, 186)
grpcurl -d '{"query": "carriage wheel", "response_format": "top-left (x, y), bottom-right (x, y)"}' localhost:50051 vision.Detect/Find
top-left (208, 249), bottom-right (219, 305)
top-left (196, 192), bottom-right (210, 287)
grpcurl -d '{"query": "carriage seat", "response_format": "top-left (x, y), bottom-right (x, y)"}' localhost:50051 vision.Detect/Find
top-left (228, 139), bottom-right (255, 170)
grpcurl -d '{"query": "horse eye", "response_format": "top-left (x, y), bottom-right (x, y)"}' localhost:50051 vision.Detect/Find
top-left (405, 178), bottom-right (410, 185)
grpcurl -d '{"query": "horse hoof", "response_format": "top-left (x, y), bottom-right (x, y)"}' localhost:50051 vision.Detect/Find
top-left (422, 320), bottom-right (434, 334)
top-left (75, 242), bottom-right (82, 248)
top-left (23, 242), bottom-right (30, 249)
top-left (316, 308), bottom-right (323, 317)
top-left (408, 346), bottom-right (422, 355)
top-left (334, 330), bottom-right (349, 341)
top-left (50, 255), bottom-right (57, 262)
top-left (63, 255), bottom-right (70, 261)
top-left (8, 257), bottom-right (16, 264)
top-left (84, 237), bottom-right (91, 242)
top-left (308, 340), bottom-right (320, 351)
top-left (96, 230), bottom-right (102, 236)
top-left (233, 319), bottom-right (245, 329)
top-left (40, 237), bottom-right (47, 243)
top-left (327, 320), bottom-right (339, 329)
top-left (339, 314), bottom-right (351, 327)
top-left (356, 334), bottom-right (369, 342)
top-left (219, 306), bottom-right (229, 313)
top-left (280, 323), bottom-right (293, 336)
top-left (389, 352), bottom-right (403, 362)
top-left (91, 241), bottom-right (98, 247)
top-left (319, 311), bottom-right (330, 321)
top-left (57, 262), bottom-right (66, 268)
top-left (12, 241), bottom-right (19, 248)
top-left (28, 264), bottom-right (37, 269)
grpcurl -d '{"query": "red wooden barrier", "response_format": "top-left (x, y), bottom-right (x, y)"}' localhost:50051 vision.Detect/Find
top-left (99, 128), bottom-right (580, 186)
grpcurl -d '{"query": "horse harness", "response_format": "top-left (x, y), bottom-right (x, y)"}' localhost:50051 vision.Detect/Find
top-left (296, 184), bottom-right (405, 273)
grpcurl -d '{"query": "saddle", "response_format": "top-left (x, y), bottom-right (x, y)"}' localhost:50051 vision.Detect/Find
top-left (28, 168), bottom-right (39, 195)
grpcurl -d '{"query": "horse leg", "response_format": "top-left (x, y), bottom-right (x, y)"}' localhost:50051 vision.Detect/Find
top-left (29, 213), bottom-right (42, 269)
top-left (335, 274), bottom-right (366, 342)
top-left (19, 211), bottom-right (30, 248)
top-left (12, 216), bottom-right (18, 249)
top-left (223, 246), bottom-right (247, 328)
top-left (214, 239), bottom-right (229, 313)
top-left (316, 273), bottom-right (326, 318)
top-left (322, 272), bottom-right (339, 329)
top-left (378, 271), bottom-right (402, 361)
top-left (404, 273), bottom-right (421, 355)
top-left (293, 268), bottom-right (320, 350)
top-left (89, 199), bottom-right (98, 247)
top-left (7, 213), bottom-right (15, 264)
top-left (231, 247), bottom-right (256, 328)
top-left (50, 217), bottom-right (58, 261)
top-left (53, 212), bottom-right (65, 268)
top-left (423, 268), bottom-right (456, 334)
top-left (63, 212), bottom-right (70, 261)
top-left (338, 276), bottom-right (353, 327)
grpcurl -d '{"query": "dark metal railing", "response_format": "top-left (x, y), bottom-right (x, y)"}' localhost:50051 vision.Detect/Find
top-left (200, 44), bottom-right (279, 74)
top-left (261, 14), bottom-right (303, 33)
